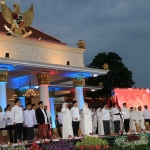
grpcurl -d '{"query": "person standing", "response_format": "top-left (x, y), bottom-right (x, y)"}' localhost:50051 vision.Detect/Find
top-left (44, 105), bottom-right (51, 124)
top-left (129, 107), bottom-right (136, 132)
top-left (4, 104), bottom-right (13, 143)
top-left (91, 107), bottom-right (98, 134)
top-left (31, 104), bottom-right (37, 126)
top-left (122, 103), bottom-right (130, 133)
top-left (70, 100), bottom-right (80, 137)
top-left (0, 106), bottom-right (5, 129)
top-left (111, 103), bottom-right (120, 133)
top-left (97, 107), bottom-right (104, 135)
top-left (102, 104), bottom-right (110, 135)
top-left (82, 103), bottom-right (92, 135)
top-left (143, 105), bottom-right (150, 124)
top-left (35, 101), bottom-right (49, 139)
top-left (11, 99), bottom-right (24, 143)
top-left (61, 103), bottom-right (73, 139)
top-left (138, 106), bottom-right (145, 130)
top-left (24, 103), bottom-right (34, 141)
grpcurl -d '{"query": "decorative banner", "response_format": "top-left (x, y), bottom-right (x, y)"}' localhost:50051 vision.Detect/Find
top-left (36, 72), bottom-right (50, 85)
top-left (115, 88), bottom-right (150, 109)
top-left (0, 70), bottom-right (8, 82)
top-left (73, 77), bottom-right (85, 87)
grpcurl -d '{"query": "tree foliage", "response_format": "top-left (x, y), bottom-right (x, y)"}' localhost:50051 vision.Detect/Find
top-left (86, 52), bottom-right (135, 98)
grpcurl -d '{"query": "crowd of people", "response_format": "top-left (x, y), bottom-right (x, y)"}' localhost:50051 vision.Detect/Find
top-left (0, 99), bottom-right (51, 143)
top-left (57, 101), bottom-right (150, 139)
top-left (0, 99), bottom-right (150, 143)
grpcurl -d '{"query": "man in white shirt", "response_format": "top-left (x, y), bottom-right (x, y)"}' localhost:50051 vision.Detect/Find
top-left (70, 100), bottom-right (80, 137)
top-left (44, 105), bottom-right (51, 124)
top-left (143, 105), bottom-right (150, 124)
top-left (11, 99), bottom-right (24, 143)
top-left (4, 104), bottom-right (13, 143)
top-left (122, 103), bottom-right (130, 133)
top-left (111, 103), bottom-right (120, 133)
top-left (31, 104), bottom-right (37, 126)
top-left (24, 103), bottom-right (34, 141)
top-left (102, 103), bottom-right (110, 135)
top-left (91, 107), bottom-right (97, 134)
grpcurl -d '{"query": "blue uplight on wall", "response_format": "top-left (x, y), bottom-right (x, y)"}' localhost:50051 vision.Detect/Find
top-left (18, 97), bottom-right (26, 108)
top-left (0, 82), bottom-right (7, 112)
top-left (49, 98), bottom-right (56, 128)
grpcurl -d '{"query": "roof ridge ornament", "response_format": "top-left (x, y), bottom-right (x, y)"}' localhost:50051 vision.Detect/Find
top-left (1, 0), bottom-right (34, 38)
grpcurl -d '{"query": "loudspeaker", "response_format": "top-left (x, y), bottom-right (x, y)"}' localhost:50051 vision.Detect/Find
top-left (5, 53), bottom-right (9, 58)
top-left (67, 61), bottom-right (70, 65)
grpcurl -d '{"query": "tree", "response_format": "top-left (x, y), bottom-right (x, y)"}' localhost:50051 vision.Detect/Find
top-left (86, 52), bottom-right (135, 98)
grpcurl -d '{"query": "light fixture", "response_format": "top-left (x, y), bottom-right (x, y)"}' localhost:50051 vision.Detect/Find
top-left (24, 73), bottom-right (39, 98)
top-left (34, 86), bottom-right (39, 89)
top-left (91, 89), bottom-right (95, 92)
top-left (9, 94), bottom-right (17, 101)
top-left (93, 74), bottom-right (98, 77)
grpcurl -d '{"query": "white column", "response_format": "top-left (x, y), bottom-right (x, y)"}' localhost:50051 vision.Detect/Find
top-left (0, 82), bottom-right (7, 110)
top-left (75, 87), bottom-right (84, 110)
top-left (49, 97), bottom-right (56, 128)
top-left (40, 84), bottom-right (50, 111)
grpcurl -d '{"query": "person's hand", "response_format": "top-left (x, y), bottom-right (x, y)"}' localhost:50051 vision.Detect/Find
top-left (13, 122), bottom-right (16, 125)
top-left (74, 118), bottom-right (78, 120)
top-left (37, 123), bottom-right (40, 125)
top-left (133, 119), bottom-right (136, 122)
top-left (139, 120), bottom-right (141, 122)
top-left (7, 118), bottom-right (10, 120)
top-left (25, 125), bottom-right (27, 128)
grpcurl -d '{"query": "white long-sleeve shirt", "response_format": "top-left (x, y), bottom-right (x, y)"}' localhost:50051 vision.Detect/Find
top-left (111, 107), bottom-right (120, 121)
top-left (4, 111), bottom-right (13, 126)
top-left (31, 109), bottom-right (37, 125)
top-left (58, 112), bottom-right (63, 124)
top-left (102, 108), bottom-right (110, 121)
top-left (11, 105), bottom-right (24, 123)
top-left (0, 112), bottom-right (5, 128)
top-left (70, 107), bottom-right (80, 122)
top-left (122, 107), bottom-right (130, 119)
top-left (24, 110), bottom-right (34, 127)
top-left (143, 109), bottom-right (150, 119)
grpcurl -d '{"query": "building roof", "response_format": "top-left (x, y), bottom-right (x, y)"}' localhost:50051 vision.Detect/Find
top-left (0, 12), bottom-right (64, 44)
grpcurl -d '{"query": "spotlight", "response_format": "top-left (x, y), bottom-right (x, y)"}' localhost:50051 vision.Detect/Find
top-left (5, 53), bottom-right (9, 58)
top-left (67, 61), bottom-right (70, 66)
top-left (91, 89), bottom-right (95, 92)
top-left (93, 74), bottom-right (98, 77)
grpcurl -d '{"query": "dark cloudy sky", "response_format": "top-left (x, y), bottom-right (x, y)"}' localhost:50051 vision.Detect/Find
top-left (4, 0), bottom-right (150, 88)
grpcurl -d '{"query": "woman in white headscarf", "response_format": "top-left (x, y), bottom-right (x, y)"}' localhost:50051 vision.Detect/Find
top-left (97, 107), bottom-right (104, 135)
top-left (82, 103), bottom-right (92, 135)
top-left (61, 103), bottom-right (73, 139)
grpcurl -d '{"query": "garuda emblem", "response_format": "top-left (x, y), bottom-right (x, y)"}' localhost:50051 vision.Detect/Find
top-left (1, 0), bottom-right (34, 38)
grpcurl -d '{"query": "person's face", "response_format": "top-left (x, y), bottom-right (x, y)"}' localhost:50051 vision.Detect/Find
top-left (74, 102), bottom-right (77, 107)
top-left (8, 106), bottom-right (11, 111)
top-left (27, 105), bottom-right (31, 110)
top-left (138, 106), bottom-right (142, 111)
top-left (65, 104), bottom-right (68, 108)
top-left (99, 108), bottom-right (102, 112)
top-left (92, 108), bottom-right (95, 112)
top-left (32, 106), bottom-right (35, 110)
top-left (44, 105), bottom-right (47, 110)
top-left (85, 103), bottom-right (88, 108)
top-left (104, 105), bottom-right (107, 109)
top-left (40, 103), bottom-right (44, 108)
top-left (124, 104), bottom-right (127, 108)
top-left (16, 101), bottom-right (20, 106)
top-left (113, 104), bottom-right (116, 108)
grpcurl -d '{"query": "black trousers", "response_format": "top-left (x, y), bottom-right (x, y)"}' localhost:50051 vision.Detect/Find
top-left (23, 127), bottom-right (34, 141)
top-left (72, 121), bottom-right (79, 137)
top-left (14, 123), bottom-right (23, 143)
top-left (103, 121), bottom-right (110, 135)
top-left (145, 119), bottom-right (150, 124)
top-left (6, 125), bottom-right (13, 143)
top-left (124, 119), bottom-right (130, 132)
top-left (114, 120), bottom-right (120, 133)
